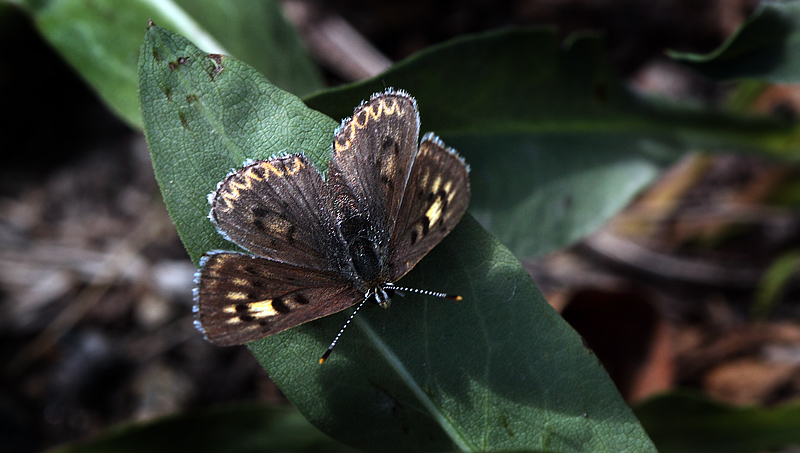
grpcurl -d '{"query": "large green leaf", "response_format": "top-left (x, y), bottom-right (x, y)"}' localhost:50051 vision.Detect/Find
top-left (140, 25), bottom-right (655, 451)
top-left (669, 1), bottom-right (800, 83)
top-left (635, 391), bottom-right (800, 453)
top-left (50, 404), bottom-right (357, 453)
top-left (8, 0), bottom-right (321, 128)
top-left (305, 29), bottom-right (800, 258)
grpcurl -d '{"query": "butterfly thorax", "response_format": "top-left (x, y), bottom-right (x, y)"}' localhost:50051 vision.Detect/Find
top-left (335, 212), bottom-right (393, 307)
top-left (348, 236), bottom-right (381, 284)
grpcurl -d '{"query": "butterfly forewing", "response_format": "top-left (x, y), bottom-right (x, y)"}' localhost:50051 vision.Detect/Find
top-left (210, 154), bottom-right (336, 271)
top-left (327, 93), bottom-right (419, 248)
top-left (195, 252), bottom-right (360, 346)
top-left (388, 134), bottom-right (470, 281)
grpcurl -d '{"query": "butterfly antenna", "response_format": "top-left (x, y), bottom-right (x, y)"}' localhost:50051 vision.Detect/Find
top-left (384, 283), bottom-right (462, 301)
top-left (319, 297), bottom-right (369, 364)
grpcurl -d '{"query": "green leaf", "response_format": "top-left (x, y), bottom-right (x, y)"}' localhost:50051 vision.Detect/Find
top-left (669, 1), bottom-right (800, 83)
top-left (752, 249), bottom-right (800, 321)
top-left (305, 28), bottom-right (800, 257)
top-left (49, 404), bottom-right (357, 453)
top-left (635, 391), bottom-right (800, 453)
top-left (140, 25), bottom-right (655, 451)
top-left (11, 0), bottom-right (321, 129)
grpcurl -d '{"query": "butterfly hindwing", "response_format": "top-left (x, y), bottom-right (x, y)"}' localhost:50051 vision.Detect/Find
top-left (195, 252), bottom-right (360, 346)
top-left (388, 133), bottom-right (470, 281)
top-left (210, 154), bottom-right (337, 271)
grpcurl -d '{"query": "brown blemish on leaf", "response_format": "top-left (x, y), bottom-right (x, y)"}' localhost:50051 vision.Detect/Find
top-left (179, 111), bottom-right (189, 130)
top-left (164, 87), bottom-right (172, 101)
top-left (186, 94), bottom-right (198, 103)
top-left (207, 54), bottom-right (224, 80)
top-left (169, 57), bottom-right (190, 71)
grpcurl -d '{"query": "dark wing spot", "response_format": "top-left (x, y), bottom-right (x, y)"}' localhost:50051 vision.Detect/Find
top-left (410, 230), bottom-right (418, 245)
top-left (286, 224), bottom-right (296, 245)
top-left (271, 297), bottom-right (291, 313)
top-left (251, 166), bottom-right (266, 179)
top-left (253, 219), bottom-right (267, 232)
top-left (235, 304), bottom-right (248, 313)
top-left (295, 294), bottom-right (310, 305)
top-left (251, 207), bottom-right (271, 232)
top-left (239, 314), bottom-right (255, 322)
top-left (436, 190), bottom-right (448, 207)
top-left (381, 137), bottom-right (398, 154)
top-left (420, 216), bottom-right (430, 236)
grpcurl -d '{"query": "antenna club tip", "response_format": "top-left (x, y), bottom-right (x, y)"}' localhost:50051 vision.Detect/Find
top-left (450, 295), bottom-right (463, 301)
top-left (319, 348), bottom-right (333, 364)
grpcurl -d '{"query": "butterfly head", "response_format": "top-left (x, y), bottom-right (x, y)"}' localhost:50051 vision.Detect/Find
top-left (370, 285), bottom-right (395, 309)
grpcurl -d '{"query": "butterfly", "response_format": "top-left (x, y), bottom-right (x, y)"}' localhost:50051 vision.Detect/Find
top-left (193, 89), bottom-right (470, 362)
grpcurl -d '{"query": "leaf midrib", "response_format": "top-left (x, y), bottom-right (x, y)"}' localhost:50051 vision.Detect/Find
top-left (355, 317), bottom-right (476, 451)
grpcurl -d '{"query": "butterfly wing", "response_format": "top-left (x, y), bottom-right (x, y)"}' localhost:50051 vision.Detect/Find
top-left (210, 154), bottom-right (337, 271)
top-left (326, 91), bottom-right (419, 254)
top-left (195, 252), bottom-right (361, 346)
top-left (388, 133), bottom-right (470, 281)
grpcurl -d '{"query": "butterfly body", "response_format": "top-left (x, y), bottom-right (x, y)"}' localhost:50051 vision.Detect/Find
top-left (193, 89), bottom-right (470, 352)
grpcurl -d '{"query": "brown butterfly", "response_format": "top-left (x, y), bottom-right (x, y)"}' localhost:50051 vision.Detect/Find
top-left (193, 89), bottom-right (470, 362)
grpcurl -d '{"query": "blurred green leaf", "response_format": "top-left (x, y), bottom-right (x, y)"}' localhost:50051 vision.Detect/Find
top-left (9, 0), bottom-right (321, 128)
top-left (50, 404), bottom-right (356, 453)
top-left (752, 249), bottom-right (800, 321)
top-left (305, 29), bottom-right (800, 257)
top-left (635, 391), bottom-right (800, 453)
top-left (140, 25), bottom-right (655, 452)
top-left (669, 1), bottom-right (800, 83)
